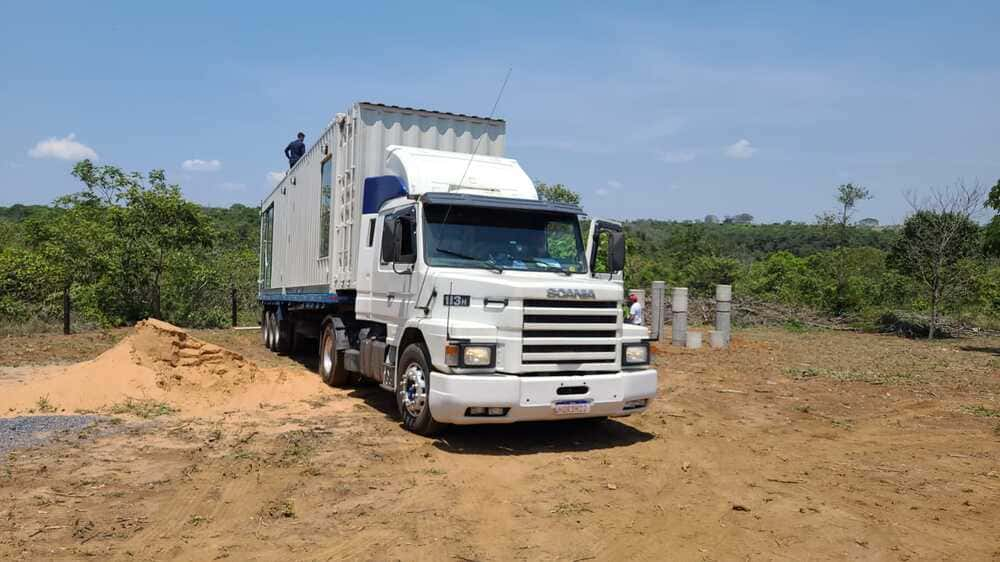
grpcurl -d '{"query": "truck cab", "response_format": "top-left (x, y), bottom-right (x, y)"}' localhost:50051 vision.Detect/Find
top-left (347, 146), bottom-right (656, 434)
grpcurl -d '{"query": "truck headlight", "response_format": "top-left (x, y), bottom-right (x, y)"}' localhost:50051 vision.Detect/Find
top-left (463, 346), bottom-right (493, 366)
top-left (445, 343), bottom-right (496, 368)
top-left (623, 342), bottom-right (650, 366)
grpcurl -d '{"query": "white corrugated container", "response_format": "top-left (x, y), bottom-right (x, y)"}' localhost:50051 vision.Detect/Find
top-left (260, 102), bottom-right (506, 294)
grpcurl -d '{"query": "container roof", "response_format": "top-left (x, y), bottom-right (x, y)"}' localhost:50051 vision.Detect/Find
top-left (358, 102), bottom-right (505, 123)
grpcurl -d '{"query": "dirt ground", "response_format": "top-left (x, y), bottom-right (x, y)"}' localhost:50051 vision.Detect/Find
top-left (1, 324), bottom-right (998, 561)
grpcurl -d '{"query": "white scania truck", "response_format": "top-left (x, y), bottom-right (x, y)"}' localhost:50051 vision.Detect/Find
top-left (259, 102), bottom-right (656, 435)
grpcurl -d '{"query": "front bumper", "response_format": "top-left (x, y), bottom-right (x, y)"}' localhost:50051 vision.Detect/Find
top-left (428, 369), bottom-right (658, 425)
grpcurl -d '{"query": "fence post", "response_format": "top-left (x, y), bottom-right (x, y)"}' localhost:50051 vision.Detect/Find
top-left (231, 286), bottom-right (238, 328)
top-left (62, 285), bottom-right (71, 335)
top-left (650, 281), bottom-right (665, 340)
top-left (671, 287), bottom-right (688, 346)
top-left (715, 284), bottom-right (732, 345)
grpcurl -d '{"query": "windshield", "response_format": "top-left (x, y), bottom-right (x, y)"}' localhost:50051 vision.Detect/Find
top-left (423, 204), bottom-right (588, 273)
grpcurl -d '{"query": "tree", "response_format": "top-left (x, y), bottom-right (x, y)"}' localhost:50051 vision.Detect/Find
top-left (26, 202), bottom-right (110, 333)
top-left (71, 160), bottom-right (214, 321)
top-left (817, 183), bottom-right (872, 244)
top-left (535, 181), bottom-right (582, 206)
top-left (703, 214), bottom-right (719, 224)
top-left (724, 213), bottom-right (754, 225)
top-left (985, 178), bottom-right (1000, 256)
top-left (857, 217), bottom-right (880, 228)
top-left (890, 182), bottom-right (984, 339)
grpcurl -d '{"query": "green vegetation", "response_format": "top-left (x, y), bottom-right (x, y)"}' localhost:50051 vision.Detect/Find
top-left (960, 404), bottom-right (1000, 418)
top-left (786, 367), bottom-right (917, 385)
top-left (1, 160), bottom-right (259, 333)
top-left (35, 395), bottom-right (58, 413)
top-left (3, 165), bottom-right (999, 339)
top-left (623, 181), bottom-right (1000, 337)
top-left (108, 398), bottom-right (178, 418)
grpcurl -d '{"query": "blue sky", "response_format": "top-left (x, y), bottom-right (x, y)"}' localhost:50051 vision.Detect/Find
top-left (2, 1), bottom-right (998, 224)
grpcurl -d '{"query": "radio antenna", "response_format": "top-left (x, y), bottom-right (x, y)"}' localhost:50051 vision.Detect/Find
top-left (456, 66), bottom-right (512, 189)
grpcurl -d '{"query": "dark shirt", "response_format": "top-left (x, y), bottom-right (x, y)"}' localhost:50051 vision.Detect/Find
top-left (284, 139), bottom-right (306, 164)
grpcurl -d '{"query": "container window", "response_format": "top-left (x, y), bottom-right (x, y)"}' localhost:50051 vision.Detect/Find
top-left (260, 204), bottom-right (274, 288)
top-left (319, 158), bottom-right (333, 258)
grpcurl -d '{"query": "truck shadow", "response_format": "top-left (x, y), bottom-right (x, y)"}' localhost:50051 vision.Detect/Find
top-left (959, 345), bottom-right (1000, 356)
top-left (343, 384), bottom-right (654, 454)
top-left (432, 419), bottom-right (655, 455)
top-left (286, 349), bottom-right (656, 455)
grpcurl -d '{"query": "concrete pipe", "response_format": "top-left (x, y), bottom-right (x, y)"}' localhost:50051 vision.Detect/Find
top-left (715, 284), bottom-right (732, 345)
top-left (708, 330), bottom-right (726, 349)
top-left (686, 331), bottom-right (702, 349)
top-left (650, 281), bottom-right (666, 341)
top-left (671, 287), bottom-right (688, 347)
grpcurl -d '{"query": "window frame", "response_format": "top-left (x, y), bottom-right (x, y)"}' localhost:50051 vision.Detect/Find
top-left (318, 156), bottom-right (333, 259)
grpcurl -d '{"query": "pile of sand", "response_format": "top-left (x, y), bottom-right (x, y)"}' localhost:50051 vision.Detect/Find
top-left (0, 320), bottom-right (328, 417)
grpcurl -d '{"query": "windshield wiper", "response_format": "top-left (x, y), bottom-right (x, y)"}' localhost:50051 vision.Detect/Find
top-left (522, 258), bottom-right (574, 276)
top-left (435, 248), bottom-right (503, 274)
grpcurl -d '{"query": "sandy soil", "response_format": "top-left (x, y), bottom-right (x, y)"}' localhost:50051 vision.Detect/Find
top-left (1, 324), bottom-right (998, 561)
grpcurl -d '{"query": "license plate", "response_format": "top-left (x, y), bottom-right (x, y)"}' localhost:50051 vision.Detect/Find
top-left (553, 400), bottom-right (592, 415)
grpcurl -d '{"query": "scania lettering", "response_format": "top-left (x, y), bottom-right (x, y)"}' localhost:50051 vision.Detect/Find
top-left (258, 102), bottom-right (657, 435)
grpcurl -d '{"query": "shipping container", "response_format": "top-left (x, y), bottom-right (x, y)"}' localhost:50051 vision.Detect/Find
top-left (259, 102), bottom-right (506, 295)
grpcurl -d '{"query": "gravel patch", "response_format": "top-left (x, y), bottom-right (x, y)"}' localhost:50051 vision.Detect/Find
top-left (0, 415), bottom-right (103, 457)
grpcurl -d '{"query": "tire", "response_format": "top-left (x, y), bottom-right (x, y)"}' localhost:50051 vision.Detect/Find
top-left (396, 343), bottom-right (446, 436)
top-left (261, 310), bottom-right (270, 348)
top-left (318, 321), bottom-right (349, 387)
top-left (264, 311), bottom-right (276, 351)
top-left (275, 318), bottom-right (293, 355)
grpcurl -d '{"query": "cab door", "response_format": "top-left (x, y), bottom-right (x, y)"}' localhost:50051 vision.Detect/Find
top-left (371, 205), bottom-right (417, 344)
top-left (586, 219), bottom-right (626, 284)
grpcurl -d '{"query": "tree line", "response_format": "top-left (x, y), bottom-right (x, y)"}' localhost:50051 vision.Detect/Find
top-left (2, 169), bottom-right (998, 339)
top-left (617, 181), bottom-right (1000, 338)
top-left (0, 161), bottom-right (259, 333)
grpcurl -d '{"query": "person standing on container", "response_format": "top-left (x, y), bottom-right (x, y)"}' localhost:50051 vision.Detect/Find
top-left (284, 132), bottom-right (306, 168)
top-left (627, 293), bottom-right (643, 325)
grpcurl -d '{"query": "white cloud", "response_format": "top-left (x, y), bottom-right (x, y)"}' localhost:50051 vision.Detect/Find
top-left (28, 133), bottom-right (98, 161)
top-left (182, 159), bottom-right (222, 172)
top-left (724, 139), bottom-right (756, 159)
top-left (607, 179), bottom-right (623, 190)
top-left (267, 171), bottom-right (286, 186)
top-left (219, 182), bottom-right (246, 192)
top-left (657, 150), bottom-right (696, 163)
top-left (595, 187), bottom-right (610, 197)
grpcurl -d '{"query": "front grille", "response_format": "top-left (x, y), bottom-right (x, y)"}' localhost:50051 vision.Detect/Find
top-left (522, 300), bottom-right (618, 365)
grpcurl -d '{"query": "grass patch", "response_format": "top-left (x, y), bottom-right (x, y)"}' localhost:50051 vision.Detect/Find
top-left (35, 395), bottom-right (58, 413)
top-left (782, 320), bottom-right (811, 333)
top-left (274, 430), bottom-right (318, 466)
top-left (260, 499), bottom-right (296, 520)
top-left (108, 398), bottom-right (177, 419)
top-left (786, 367), bottom-right (916, 386)
top-left (960, 405), bottom-right (1000, 418)
top-left (188, 515), bottom-right (210, 527)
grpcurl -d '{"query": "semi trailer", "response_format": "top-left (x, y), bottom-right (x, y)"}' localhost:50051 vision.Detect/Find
top-left (258, 102), bottom-right (657, 435)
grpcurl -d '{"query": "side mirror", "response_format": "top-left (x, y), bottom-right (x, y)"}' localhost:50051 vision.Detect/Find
top-left (396, 215), bottom-right (417, 265)
top-left (381, 217), bottom-right (399, 262)
top-left (608, 231), bottom-right (626, 272)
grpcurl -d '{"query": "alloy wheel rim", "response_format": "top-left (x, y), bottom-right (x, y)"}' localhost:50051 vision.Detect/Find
top-left (401, 363), bottom-right (427, 417)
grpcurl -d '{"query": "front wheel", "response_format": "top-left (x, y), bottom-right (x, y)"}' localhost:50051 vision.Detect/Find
top-left (396, 343), bottom-right (446, 436)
